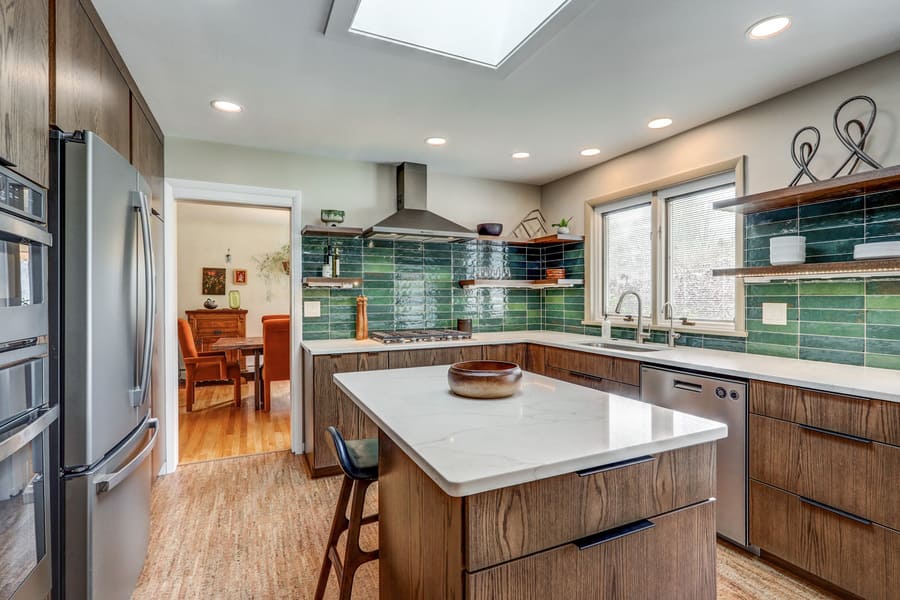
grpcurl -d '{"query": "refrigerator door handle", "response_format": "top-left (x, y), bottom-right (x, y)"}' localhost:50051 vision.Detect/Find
top-left (129, 190), bottom-right (156, 407)
top-left (95, 418), bottom-right (158, 494)
top-left (0, 406), bottom-right (58, 462)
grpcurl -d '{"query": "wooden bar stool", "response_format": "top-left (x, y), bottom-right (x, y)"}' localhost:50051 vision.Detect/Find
top-left (314, 427), bottom-right (379, 600)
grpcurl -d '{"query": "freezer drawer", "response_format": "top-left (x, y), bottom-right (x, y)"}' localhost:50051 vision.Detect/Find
top-left (64, 417), bottom-right (157, 600)
top-left (0, 406), bottom-right (56, 600)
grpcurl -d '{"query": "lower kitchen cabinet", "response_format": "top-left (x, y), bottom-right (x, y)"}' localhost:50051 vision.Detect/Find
top-left (541, 346), bottom-right (641, 399)
top-left (387, 345), bottom-right (483, 368)
top-left (482, 343), bottom-right (526, 365)
top-left (466, 500), bottom-right (716, 600)
top-left (750, 481), bottom-right (897, 600)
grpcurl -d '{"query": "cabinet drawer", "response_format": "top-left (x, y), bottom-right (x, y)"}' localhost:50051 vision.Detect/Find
top-left (387, 346), bottom-right (483, 369)
top-left (466, 500), bottom-right (716, 600)
top-left (464, 442), bottom-right (715, 570)
top-left (750, 481), bottom-right (896, 600)
top-left (544, 347), bottom-right (640, 386)
top-left (750, 380), bottom-right (900, 446)
top-left (750, 414), bottom-right (899, 529)
top-left (195, 320), bottom-right (241, 333)
top-left (544, 366), bottom-right (641, 400)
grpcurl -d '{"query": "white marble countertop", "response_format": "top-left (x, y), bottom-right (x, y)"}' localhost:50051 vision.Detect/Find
top-left (305, 330), bottom-right (900, 403)
top-left (334, 366), bottom-right (727, 497)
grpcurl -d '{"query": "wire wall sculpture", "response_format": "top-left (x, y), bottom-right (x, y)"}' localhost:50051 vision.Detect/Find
top-left (789, 95), bottom-right (884, 186)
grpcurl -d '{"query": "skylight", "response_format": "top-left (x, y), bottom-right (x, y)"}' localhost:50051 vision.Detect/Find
top-left (348, 0), bottom-right (572, 69)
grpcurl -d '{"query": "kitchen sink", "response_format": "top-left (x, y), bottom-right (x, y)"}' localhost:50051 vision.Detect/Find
top-left (579, 341), bottom-right (665, 353)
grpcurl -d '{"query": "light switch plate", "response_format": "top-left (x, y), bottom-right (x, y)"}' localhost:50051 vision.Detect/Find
top-left (304, 301), bottom-right (321, 318)
top-left (762, 302), bottom-right (788, 326)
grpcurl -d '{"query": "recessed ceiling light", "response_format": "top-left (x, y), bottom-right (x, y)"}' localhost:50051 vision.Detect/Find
top-left (648, 117), bottom-right (673, 129)
top-left (425, 137), bottom-right (447, 146)
top-left (512, 152), bottom-right (530, 159)
top-left (580, 148), bottom-right (601, 157)
top-left (210, 99), bottom-right (243, 113)
top-left (747, 16), bottom-right (791, 39)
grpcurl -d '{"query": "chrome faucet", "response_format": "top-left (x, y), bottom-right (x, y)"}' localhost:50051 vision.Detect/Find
top-left (662, 301), bottom-right (682, 348)
top-left (615, 291), bottom-right (651, 344)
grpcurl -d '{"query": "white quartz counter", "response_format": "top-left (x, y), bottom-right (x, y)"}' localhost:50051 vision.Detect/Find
top-left (334, 366), bottom-right (727, 497)
top-left (305, 330), bottom-right (900, 403)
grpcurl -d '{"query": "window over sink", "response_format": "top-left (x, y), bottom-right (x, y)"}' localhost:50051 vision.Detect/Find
top-left (588, 165), bottom-right (744, 335)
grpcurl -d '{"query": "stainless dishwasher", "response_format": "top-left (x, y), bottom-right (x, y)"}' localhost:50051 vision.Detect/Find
top-left (641, 365), bottom-right (748, 547)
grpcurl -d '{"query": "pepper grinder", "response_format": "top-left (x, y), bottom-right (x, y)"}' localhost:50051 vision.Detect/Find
top-left (355, 295), bottom-right (369, 340)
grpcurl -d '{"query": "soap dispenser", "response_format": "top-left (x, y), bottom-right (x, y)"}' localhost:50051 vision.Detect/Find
top-left (601, 315), bottom-right (611, 339)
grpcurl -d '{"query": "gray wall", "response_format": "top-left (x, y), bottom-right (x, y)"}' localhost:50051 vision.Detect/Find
top-left (541, 52), bottom-right (900, 232)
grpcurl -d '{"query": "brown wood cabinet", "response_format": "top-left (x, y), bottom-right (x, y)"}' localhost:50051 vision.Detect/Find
top-left (53, 0), bottom-right (131, 159)
top-left (466, 500), bottom-right (716, 600)
top-left (387, 345), bottom-right (484, 368)
top-left (303, 350), bottom-right (386, 477)
top-left (749, 380), bottom-right (900, 598)
top-left (544, 346), bottom-right (640, 386)
top-left (0, 0), bottom-right (49, 186)
top-left (185, 309), bottom-right (247, 352)
top-left (524, 343), bottom-right (546, 375)
top-left (482, 343), bottom-right (526, 365)
top-left (130, 96), bottom-right (165, 214)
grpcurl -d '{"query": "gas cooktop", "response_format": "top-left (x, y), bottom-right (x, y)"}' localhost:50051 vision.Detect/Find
top-left (369, 329), bottom-right (472, 344)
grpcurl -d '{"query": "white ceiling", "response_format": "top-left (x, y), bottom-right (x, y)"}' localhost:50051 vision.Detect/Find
top-left (94, 0), bottom-right (900, 185)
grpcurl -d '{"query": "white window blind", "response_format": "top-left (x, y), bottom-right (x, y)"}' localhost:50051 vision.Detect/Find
top-left (665, 182), bottom-right (736, 322)
top-left (603, 202), bottom-right (652, 317)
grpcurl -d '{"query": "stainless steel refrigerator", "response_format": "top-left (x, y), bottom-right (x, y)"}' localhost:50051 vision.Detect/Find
top-left (49, 131), bottom-right (158, 600)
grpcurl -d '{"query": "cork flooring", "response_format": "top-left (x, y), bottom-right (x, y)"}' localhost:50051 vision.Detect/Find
top-left (136, 452), bottom-right (838, 600)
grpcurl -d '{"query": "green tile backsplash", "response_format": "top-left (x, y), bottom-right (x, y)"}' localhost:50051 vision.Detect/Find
top-left (302, 186), bottom-right (900, 370)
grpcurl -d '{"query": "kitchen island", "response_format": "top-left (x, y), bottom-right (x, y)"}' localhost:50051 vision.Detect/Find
top-left (334, 365), bottom-right (728, 599)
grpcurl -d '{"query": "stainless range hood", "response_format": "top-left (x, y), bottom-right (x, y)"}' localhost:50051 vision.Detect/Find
top-left (362, 162), bottom-right (477, 242)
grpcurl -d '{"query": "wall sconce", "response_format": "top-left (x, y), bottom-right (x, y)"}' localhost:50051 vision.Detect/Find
top-left (226, 248), bottom-right (232, 264)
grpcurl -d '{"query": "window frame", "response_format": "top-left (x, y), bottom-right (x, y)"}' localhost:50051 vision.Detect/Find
top-left (584, 157), bottom-right (746, 336)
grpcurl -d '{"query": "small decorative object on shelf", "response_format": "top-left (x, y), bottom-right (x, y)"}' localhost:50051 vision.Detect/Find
top-left (203, 298), bottom-right (218, 309)
top-left (511, 209), bottom-right (549, 239)
top-left (769, 236), bottom-right (806, 266)
top-left (546, 268), bottom-right (566, 279)
top-left (789, 95), bottom-right (884, 186)
top-left (476, 223), bottom-right (503, 236)
top-left (355, 295), bottom-right (368, 340)
top-left (321, 209), bottom-right (345, 226)
top-left (228, 290), bottom-right (241, 309)
top-left (552, 216), bottom-right (574, 235)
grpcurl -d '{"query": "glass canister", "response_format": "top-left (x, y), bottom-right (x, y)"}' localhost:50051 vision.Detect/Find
top-left (228, 290), bottom-right (241, 309)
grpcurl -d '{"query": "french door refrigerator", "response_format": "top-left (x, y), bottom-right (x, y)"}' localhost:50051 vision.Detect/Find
top-left (49, 131), bottom-right (158, 600)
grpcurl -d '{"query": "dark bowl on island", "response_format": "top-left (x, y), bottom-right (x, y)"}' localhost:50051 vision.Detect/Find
top-left (448, 360), bottom-right (523, 399)
top-left (476, 223), bottom-right (503, 236)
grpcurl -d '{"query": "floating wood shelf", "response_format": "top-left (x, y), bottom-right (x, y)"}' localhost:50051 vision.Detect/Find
top-left (301, 225), bottom-right (364, 237)
top-left (302, 277), bottom-right (363, 288)
top-left (458, 278), bottom-right (584, 289)
top-left (712, 259), bottom-right (900, 280)
top-left (713, 165), bottom-right (900, 215)
top-left (476, 233), bottom-right (584, 246)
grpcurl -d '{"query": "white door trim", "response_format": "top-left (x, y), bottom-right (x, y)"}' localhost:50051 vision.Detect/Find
top-left (163, 178), bottom-right (304, 473)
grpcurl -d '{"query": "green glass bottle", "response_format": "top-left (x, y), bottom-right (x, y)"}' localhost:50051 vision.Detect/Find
top-left (228, 289), bottom-right (241, 309)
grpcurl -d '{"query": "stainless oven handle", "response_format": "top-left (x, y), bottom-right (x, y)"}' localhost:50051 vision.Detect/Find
top-left (95, 418), bottom-right (158, 494)
top-left (0, 210), bottom-right (52, 246)
top-left (0, 406), bottom-right (58, 463)
top-left (129, 191), bottom-right (156, 407)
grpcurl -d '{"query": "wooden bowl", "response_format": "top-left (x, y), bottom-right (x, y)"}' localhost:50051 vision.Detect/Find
top-left (448, 361), bottom-right (523, 399)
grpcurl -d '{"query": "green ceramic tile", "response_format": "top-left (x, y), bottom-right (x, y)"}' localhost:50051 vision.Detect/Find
top-left (867, 295), bottom-right (900, 310)
top-left (798, 308), bottom-right (865, 323)
top-left (746, 319), bottom-right (798, 334)
top-left (799, 334), bottom-right (865, 352)
top-left (798, 321), bottom-right (864, 337)
top-left (866, 280), bottom-right (900, 295)
top-left (798, 295), bottom-right (865, 309)
top-left (866, 324), bottom-right (900, 341)
top-left (747, 331), bottom-right (797, 346)
top-left (798, 280), bottom-right (864, 296)
top-left (747, 342), bottom-right (798, 359)
top-left (866, 339), bottom-right (900, 355)
top-left (866, 310), bottom-right (900, 325)
top-left (798, 347), bottom-right (864, 366)
top-left (746, 282), bottom-right (797, 296)
top-left (865, 353), bottom-right (900, 370)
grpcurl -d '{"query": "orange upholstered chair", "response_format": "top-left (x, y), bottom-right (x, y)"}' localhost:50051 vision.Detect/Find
top-left (178, 319), bottom-right (243, 412)
top-left (261, 318), bottom-right (290, 412)
top-left (261, 314), bottom-right (290, 323)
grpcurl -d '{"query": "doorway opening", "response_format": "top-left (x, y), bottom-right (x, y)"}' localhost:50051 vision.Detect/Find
top-left (161, 179), bottom-right (303, 472)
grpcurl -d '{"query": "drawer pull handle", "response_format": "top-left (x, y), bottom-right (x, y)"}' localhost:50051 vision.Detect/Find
top-left (799, 496), bottom-right (872, 526)
top-left (798, 423), bottom-right (872, 445)
top-left (577, 455), bottom-right (655, 477)
top-left (570, 370), bottom-right (604, 382)
top-left (574, 519), bottom-right (655, 551)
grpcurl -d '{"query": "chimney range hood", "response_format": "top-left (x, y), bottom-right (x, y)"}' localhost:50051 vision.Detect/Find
top-left (362, 162), bottom-right (477, 242)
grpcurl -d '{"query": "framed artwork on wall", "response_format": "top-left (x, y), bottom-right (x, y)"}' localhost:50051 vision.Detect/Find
top-left (202, 267), bottom-right (226, 295)
top-left (233, 269), bottom-right (248, 285)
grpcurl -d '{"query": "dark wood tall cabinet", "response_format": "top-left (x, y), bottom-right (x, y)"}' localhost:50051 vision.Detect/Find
top-left (130, 96), bottom-right (164, 213)
top-left (0, 0), bottom-right (50, 187)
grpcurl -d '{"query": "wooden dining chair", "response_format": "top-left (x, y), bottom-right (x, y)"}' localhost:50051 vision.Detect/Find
top-left (177, 319), bottom-right (243, 412)
top-left (261, 314), bottom-right (290, 323)
top-left (261, 318), bottom-right (290, 412)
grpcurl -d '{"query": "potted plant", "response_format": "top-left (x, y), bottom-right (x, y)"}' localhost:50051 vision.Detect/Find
top-left (253, 243), bottom-right (291, 300)
top-left (552, 217), bottom-right (574, 234)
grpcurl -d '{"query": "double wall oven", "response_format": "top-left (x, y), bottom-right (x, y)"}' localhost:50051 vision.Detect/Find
top-left (0, 164), bottom-right (56, 600)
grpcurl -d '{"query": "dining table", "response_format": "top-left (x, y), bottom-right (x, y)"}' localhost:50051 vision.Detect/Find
top-left (209, 336), bottom-right (264, 409)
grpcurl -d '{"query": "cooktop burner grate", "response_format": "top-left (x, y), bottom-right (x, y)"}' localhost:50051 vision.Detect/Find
top-left (369, 329), bottom-right (473, 344)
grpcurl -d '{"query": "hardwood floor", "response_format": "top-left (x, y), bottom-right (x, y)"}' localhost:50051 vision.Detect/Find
top-left (137, 451), bottom-right (839, 600)
top-left (178, 380), bottom-right (291, 464)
